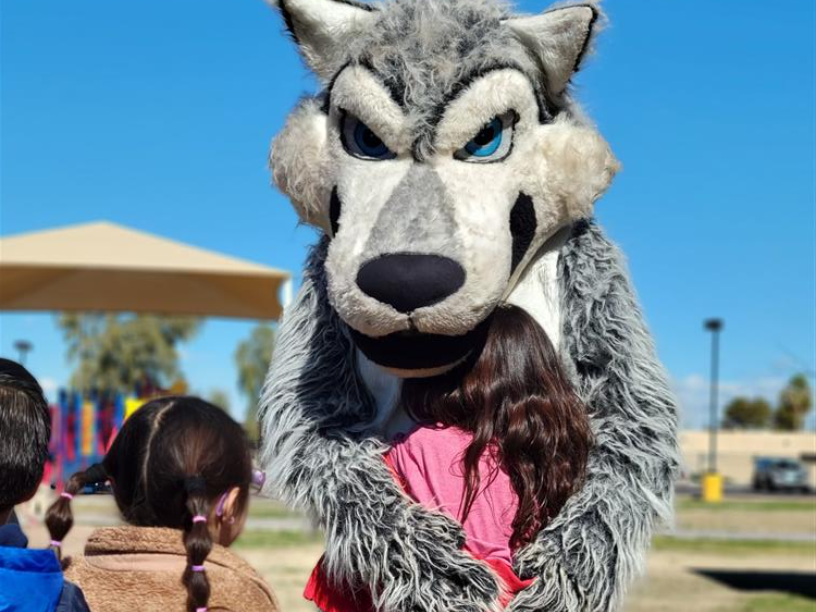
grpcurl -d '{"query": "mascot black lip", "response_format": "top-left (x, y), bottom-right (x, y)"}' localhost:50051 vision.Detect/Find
top-left (348, 319), bottom-right (491, 371)
top-left (259, 0), bottom-right (681, 610)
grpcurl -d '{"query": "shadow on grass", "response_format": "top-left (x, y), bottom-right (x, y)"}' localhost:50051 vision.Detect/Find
top-left (693, 569), bottom-right (816, 599)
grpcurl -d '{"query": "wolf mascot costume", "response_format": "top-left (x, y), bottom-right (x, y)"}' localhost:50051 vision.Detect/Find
top-left (259, 0), bottom-right (679, 610)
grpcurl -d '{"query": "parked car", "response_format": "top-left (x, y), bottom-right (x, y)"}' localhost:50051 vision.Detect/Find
top-left (752, 457), bottom-right (810, 493)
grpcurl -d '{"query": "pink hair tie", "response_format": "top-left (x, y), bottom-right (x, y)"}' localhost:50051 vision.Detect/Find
top-left (196, 608), bottom-right (207, 612)
top-left (251, 468), bottom-right (266, 490)
top-left (191, 565), bottom-right (206, 572)
top-left (50, 540), bottom-right (62, 548)
top-left (192, 515), bottom-right (207, 524)
top-left (60, 492), bottom-right (74, 501)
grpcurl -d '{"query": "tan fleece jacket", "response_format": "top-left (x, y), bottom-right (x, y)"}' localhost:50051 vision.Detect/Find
top-left (63, 526), bottom-right (279, 612)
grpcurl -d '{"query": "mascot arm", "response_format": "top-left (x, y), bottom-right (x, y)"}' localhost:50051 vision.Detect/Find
top-left (259, 239), bottom-right (500, 612)
top-left (508, 221), bottom-right (680, 612)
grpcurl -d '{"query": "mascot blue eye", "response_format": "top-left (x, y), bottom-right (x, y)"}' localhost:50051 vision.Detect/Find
top-left (466, 118), bottom-right (502, 156)
top-left (454, 112), bottom-right (516, 163)
top-left (341, 113), bottom-right (396, 160)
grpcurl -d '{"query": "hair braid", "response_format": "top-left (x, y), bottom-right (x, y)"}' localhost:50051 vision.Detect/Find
top-left (182, 479), bottom-right (213, 612)
top-left (46, 397), bottom-right (252, 608)
top-left (44, 463), bottom-right (108, 561)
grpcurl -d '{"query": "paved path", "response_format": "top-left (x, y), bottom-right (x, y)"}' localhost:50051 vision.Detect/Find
top-left (676, 482), bottom-right (815, 500)
top-left (71, 511), bottom-right (816, 543)
top-left (663, 527), bottom-right (816, 543)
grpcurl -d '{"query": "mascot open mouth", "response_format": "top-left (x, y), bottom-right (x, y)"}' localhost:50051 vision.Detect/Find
top-left (349, 318), bottom-right (491, 373)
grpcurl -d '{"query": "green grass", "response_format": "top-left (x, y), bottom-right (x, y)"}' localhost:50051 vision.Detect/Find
top-left (248, 504), bottom-right (304, 520)
top-left (742, 594), bottom-right (816, 612)
top-left (677, 499), bottom-right (816, 513)
top-left (234, 529), bottom-right (322, 549)
top-left (653, 536), bottom-right (815, 555)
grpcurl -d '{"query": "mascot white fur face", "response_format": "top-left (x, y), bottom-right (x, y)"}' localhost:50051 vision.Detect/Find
top-left (271, 0), bottom-right (618, 376)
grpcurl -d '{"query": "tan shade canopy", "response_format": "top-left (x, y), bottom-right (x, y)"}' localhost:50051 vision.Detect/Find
top-left (0, 221), bottom-right (290, 320)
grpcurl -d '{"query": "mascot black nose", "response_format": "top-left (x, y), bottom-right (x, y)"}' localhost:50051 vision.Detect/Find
top-left (356, 253), bottom-right (466, 313)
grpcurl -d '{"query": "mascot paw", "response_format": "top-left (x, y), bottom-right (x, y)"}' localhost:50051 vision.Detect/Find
top-left (505, 558), bottom-right (578, 612)
top-left (379, 552), bottom-right (501, 612)
top-left (375, 507), bottom-right (501, 611)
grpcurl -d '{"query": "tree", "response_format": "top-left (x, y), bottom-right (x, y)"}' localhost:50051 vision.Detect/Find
top-left (235, 324), bottom-right (275, 441)
top-left (773, 374), bottom-right (813, 431)
top-left (58, 314), bottom-right (201, 393)
top-left (721, 397), bottom-right (772, 430)
top-left (207, 389), bottom-right (231, 412)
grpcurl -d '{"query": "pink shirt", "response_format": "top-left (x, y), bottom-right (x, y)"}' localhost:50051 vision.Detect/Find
top-left (387, 425), bottom-right (518, 565)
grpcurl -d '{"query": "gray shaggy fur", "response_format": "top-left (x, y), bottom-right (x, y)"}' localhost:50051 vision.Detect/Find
top-left (508, 220), bottom-right (680, 611)
top-left (301, 0), bottom-right (597, 157)
top-left (350, 0), bottom-right (536, 157)
top-left (259, 220), bottom-right (680, 611)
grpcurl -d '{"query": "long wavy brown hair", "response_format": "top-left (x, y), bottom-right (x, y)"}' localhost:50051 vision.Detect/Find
top-left (400, 304), bottom-right (592, 550)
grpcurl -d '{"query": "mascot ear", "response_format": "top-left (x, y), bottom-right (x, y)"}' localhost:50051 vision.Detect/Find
top-left (269, 0), bottom-right (378, 82)
top-left (504, 3), bottom-right (600, 97)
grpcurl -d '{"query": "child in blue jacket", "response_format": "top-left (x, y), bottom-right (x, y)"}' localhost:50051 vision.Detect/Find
top-left (0, 358), bottom-right (90, 612)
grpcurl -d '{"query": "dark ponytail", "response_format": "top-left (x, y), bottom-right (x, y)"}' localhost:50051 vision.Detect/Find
top-left (47, 397), bottom-right (252, 609)
top-left (182, 477), bottom-right (213, 612)
top-left (45, 463), bottom-right (108, 560)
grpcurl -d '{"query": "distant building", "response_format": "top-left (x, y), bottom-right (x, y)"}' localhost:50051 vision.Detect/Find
top-left (680, 430), bottom-right (816, 487)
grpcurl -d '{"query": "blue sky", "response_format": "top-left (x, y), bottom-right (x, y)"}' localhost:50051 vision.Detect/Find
top-left (2, 0), bottom-right (814, 429)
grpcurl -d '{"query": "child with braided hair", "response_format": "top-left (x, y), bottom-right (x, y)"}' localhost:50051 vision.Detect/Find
top-left (45, 396), bottom-right (279, 612)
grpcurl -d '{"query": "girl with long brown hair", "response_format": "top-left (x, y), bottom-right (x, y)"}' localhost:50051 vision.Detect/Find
top-left (305, 304), bottom-right (592, 610)
top-left (45, 396), bottom-right (278, 612)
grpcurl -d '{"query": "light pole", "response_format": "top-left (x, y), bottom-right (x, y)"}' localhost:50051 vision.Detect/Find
top-left (702, 318), bottom-right (723, 502)
top-left (13, 340), bottom-right (33, 366)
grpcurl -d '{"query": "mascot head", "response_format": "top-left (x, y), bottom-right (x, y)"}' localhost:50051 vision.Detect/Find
top-left (270, 0), bottom-right (619, 377)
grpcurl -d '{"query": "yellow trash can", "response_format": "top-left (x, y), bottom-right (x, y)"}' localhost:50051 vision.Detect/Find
top-left (701, 472), bottom-right (723, 503)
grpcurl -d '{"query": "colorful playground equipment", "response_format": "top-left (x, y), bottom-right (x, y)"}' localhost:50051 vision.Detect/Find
top-left (44, 382), bottom-right (171, 490)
